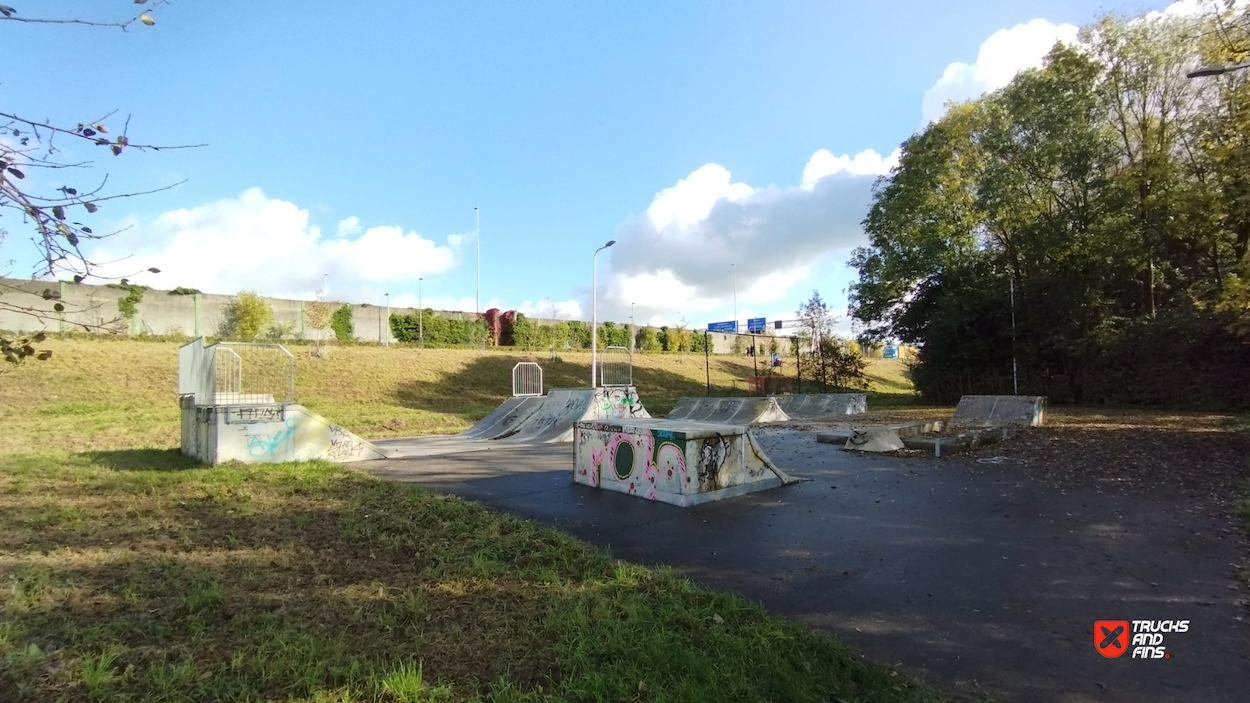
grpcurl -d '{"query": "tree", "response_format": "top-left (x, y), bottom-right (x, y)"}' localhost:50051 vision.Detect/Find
top-left (850, 9), bottom-right (1250, 407)
top-left (1, 1), bottom-right (194, 363)
top-left (305, 291), bottom-right (333, 358)
top-left (220, 292), bottom-right (274, 341)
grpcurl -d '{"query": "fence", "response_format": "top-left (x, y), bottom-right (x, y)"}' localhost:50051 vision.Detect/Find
top-left (599, 345), bottom-right (632, 387)
top-left (512, 362), bottom-right (543, 397)
top-left (178, 337), bottom-right (294, 405)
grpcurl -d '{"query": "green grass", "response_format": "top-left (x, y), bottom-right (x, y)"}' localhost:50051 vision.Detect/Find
top-left (0, 337), bottom-right (943, 702)
top-left (0, 452), bottom-right (948, 702)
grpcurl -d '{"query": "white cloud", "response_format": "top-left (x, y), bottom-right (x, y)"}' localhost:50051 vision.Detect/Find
top-left (802, 148), bottom-right (900, 188)
top-left (599, 149), bottom-right (887, 327)
top-left (515, 299), bottom-right (583, 320)
top-left (921, 19), bottom-right (1080, 125)
top-left (335, 216), bottom-right (361, 238)
top-left (86, 187), bottom-right (464, 302)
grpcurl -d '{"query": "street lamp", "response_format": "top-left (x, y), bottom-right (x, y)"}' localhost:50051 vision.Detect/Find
top-left (732, 263), bottom-right (737, 331)
top-left (590, 239), bottom-right (616, 387)
top-left (418, 277), bottom-right (423, 347)
top-left (1187, 61), bottom-right (1250, 78)
top-left (384, 293), bottom-right (390, 347)
top-left (474, 207), bottom-right (480, 317)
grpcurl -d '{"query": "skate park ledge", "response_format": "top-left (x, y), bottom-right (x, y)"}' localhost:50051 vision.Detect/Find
top-left (574, 418), bottom-right (798, 507)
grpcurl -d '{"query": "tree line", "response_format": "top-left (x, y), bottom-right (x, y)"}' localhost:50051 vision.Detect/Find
top-left (850, 5), bottom-right (1250, 408)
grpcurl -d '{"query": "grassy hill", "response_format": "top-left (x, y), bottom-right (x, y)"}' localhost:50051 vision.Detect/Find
top-left (0, 337), bottom-right (916, 454)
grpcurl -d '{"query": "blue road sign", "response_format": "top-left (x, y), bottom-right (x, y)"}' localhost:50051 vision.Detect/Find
top-left (707, 320), bottom-right (738, 333)
top-left (747, 317), bottom-right (766, 333)
top-left (884, 345), bottom-right (898, 359)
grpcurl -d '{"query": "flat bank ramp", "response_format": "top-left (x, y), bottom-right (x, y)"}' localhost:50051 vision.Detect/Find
top-left (666, 397), bottom-right (790, 424)
top-left (459, 396), bottom-right (545, 439)
top-left (950, 395), bottom-right (1046, 428)
top-left (769, 393), bottom-right (867, 417)
top-left (495, 387), bottom-right (650, 444)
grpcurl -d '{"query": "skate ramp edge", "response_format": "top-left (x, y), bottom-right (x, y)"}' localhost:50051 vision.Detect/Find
top-left (769, 393), bottom-right (867, 416)
top-left (950, 395), bottom-right (1046, 428)
top-left (573, 418), bottom-right (798, 507)
top-left (497, 387), bottom-right (649, 444)
top-left (180, 400), bottom-right (386, 465)
top-left (666, 397), bottom-right (790, 424)
top-left (460, 395), bottom-right (546, 440)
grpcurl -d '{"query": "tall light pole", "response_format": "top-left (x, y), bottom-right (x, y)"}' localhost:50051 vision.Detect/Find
top-left (590, 239), bottom-right (616, 387)
top-left (384, 293), bottom-right (390, 347)
top-left (732, 263), bottom-right (737, 331)
top-left (474, 206), bottom-right (480, 318)
top-left (418, 277), bottom-right (424, 347)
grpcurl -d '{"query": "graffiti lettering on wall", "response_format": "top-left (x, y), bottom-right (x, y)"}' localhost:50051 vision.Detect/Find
top-left (597, 387), bottom-right (647, 419)
top-left (227, 405), bottom-right (284, 424)
top-left (699, 434), bottom-right (728, 487)
top-left (246, 417), bottom-right (299, 458)
top-left (581, 428), bottom-right (689, 501)
top-left (326, 426), bottom-right (367, 462)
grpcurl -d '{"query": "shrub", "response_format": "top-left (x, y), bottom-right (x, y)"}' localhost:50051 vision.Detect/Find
top-left (219, 291), bottom-right (274, 341)
top-left (330, 304), bottom-right (354, 342)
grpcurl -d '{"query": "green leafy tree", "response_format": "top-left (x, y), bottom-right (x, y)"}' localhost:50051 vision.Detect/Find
top-left (220, 291), bottom-right (274, 341)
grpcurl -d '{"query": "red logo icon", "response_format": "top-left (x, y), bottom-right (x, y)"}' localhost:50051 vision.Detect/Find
top-left (1095, 620), bottom-right (1130, 658)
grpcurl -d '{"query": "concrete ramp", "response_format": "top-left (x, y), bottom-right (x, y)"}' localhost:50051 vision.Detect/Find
top-left (180, 398), bottom-right (386, 465)
top-left (459, 395), bottom-right (545, 439)
top-left (495, 386), bottom-right (650, 444)
top-left (950, 395), bottom-right (1046, 428)
top-left (770, 393), bottom-right (867, 417)
top-left (667, 397), bottom-right (790, 424)
top-left (574, 418), bottom-right (798, 507)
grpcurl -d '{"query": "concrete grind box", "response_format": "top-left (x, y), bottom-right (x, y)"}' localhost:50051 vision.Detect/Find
top-left (574, 419), bottom-right (797, 507)
top-left (180, 396), bottom-right (384, 465)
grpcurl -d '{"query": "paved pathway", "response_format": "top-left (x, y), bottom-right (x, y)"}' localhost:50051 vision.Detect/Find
top-left (361, 429), bottom-right (1250, 702)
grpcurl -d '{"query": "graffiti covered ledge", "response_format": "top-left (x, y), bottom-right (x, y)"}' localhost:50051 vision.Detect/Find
top-left (573, 418), bottom-right (799, 507)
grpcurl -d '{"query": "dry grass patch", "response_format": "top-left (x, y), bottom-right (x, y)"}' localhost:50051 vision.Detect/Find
top-left (0, 338), bottom-right (915, 453)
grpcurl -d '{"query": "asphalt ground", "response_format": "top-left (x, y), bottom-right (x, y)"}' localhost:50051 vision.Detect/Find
top-left (361, 428), bottom-right (1250, 702)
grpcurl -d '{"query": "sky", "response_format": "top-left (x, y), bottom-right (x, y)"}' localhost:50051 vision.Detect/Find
top-left (1, 0), bottom-right (1221, 336)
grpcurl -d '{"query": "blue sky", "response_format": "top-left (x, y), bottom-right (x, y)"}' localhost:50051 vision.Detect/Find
top-left (3, 0), bottom-right (1204, 334)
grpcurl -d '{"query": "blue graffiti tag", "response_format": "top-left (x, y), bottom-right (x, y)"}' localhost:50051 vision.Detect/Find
top-left (246, 417), bottom-right (298, 458)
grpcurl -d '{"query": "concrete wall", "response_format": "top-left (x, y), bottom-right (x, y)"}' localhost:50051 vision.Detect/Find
top-left (1, 277), bottom-right (792, 352)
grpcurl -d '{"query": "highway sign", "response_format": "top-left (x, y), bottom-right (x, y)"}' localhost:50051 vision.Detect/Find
top-left (707, 320), bottom-right (738, 333)
top-left (747, 317), bottom-right (766, 333)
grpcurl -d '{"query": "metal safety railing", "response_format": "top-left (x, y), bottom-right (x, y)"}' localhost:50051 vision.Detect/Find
top-left (512, 362), bottom-right (543, 397)
top-left (599, 345), bottom-right (632, 387)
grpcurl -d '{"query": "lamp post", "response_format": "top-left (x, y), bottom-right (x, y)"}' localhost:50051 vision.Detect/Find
top-left (590, 239), bottom-right (616, 387)
top-left (384, 293), bottom-right (390, 347)
top-left (1187, 61), bottom-right (1250, 78)
top-left (418, 277), bottom-right (423, 347)
top-left (732, 263), bottom-right (737, 331)
top-left (474, 207), bottom-right (480, 317)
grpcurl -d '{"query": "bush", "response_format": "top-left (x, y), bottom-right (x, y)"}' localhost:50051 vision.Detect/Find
top-left (168, 287), bottom-right (201, 296)
top-left (389, 311), bottom-right (488, 346)
top-left (219, 291), bottom-right (274, 341)
top-left (330, 304), bottom-right (354, 342)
